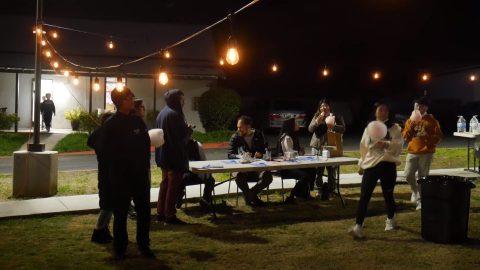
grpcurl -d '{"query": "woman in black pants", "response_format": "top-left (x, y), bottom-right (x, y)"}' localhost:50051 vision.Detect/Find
top-left (349, 102), bottom-right (403, 239)
top-left (277, 118), bottom-right (316, 204)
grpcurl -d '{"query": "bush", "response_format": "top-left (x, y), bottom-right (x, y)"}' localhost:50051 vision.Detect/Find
top-left (198, 87), bottom-right (241, 132)
top-left (192, 130), bottom-right (232, 143)
top-left (78, 111), bottom-right (100, 134)
top-left (0, 113), bottom-right (20, 130)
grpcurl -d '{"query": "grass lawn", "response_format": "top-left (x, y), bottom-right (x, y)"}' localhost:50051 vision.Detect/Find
top-left (0, 184), bottom-right (479, 269)
top-left (0, 132), bottom-right (29, 156)
top-left (53, 133), bottom-right (91, 153)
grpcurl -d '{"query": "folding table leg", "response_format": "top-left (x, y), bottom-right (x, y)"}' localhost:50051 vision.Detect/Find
top-left (336, 166), bottom-right (345, 208)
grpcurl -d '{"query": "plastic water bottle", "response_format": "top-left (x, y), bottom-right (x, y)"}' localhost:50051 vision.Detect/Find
top-left (457, 116), bottom-right (466, 132)
top-left (264, 148), bottom-right (271, 161)
top-left (469, 115), bottom-right (479, 133)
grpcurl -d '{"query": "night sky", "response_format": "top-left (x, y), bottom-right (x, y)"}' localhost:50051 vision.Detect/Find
top-left (2, 0), bottom-right (480, 129)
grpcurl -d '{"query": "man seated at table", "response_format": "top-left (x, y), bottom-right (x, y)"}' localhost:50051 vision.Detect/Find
top-left (228, 115), bottom-right (273, 207)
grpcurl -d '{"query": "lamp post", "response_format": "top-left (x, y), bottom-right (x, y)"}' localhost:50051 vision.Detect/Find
top-left (28, 0), bottom-right (45, 152)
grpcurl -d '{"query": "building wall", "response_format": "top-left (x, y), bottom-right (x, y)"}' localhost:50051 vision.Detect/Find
top-left (0, 72), bottom-right (212, 132)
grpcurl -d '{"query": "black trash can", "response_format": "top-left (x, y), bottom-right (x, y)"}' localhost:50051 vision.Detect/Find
top-left (418, 175), bottom-right (476, 244)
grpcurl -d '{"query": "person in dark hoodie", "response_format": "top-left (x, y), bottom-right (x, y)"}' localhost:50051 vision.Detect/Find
top-left (155, 89), bottom-right (193, 225)
top-left (100, 87), bottom-right (153, 260)
top-left (277, 118), bottom-right (316, 204)
top-left (88, 112), bottom-right (114, 244)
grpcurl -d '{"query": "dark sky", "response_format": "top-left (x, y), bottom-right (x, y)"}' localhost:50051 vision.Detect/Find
top-left (2, 0), bottom-right (480, 99)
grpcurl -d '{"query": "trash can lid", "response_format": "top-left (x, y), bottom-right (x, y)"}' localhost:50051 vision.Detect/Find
top-left (418, 175), bottom-right (476, 188)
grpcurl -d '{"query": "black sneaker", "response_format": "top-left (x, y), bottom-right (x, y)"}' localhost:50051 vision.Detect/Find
top-left (138, 247), bottom-right (155, 259)
top-left (176, 189), bottom-right (186, 209)
top-left (128, 205), bottom-right (137, 220)
top-left (91, 228), bottom-right (112, 244)
top-left (251, 197), bottom-right (267, 207)
top-left (165, 216), bottom-right (188, 225)
top-left (284, 196), bottom-right (297, 205)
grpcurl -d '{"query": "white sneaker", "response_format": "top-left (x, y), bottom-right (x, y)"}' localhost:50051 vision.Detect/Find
top-left (385, 216), bottom-right (397, 231)
top-left (349, 224), bottom-right (364, 239)
top-left (410, 192), bottom-right (419, 202)
top-left (416, 201), bottom-right (422, 210)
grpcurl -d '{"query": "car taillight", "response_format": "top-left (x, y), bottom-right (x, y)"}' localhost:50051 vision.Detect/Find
top-left (270, 113), bottom-right (281, 119)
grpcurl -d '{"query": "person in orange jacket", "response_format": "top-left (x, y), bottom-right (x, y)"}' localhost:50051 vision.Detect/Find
top-left (402, 97), bottom-right (443, 210)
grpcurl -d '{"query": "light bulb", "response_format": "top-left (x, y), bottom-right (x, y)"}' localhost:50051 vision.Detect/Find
top-left (219, 59), bottom-right (225, 66)
top-left (73, 76), bottom-right (79, 85)
top-left (159, 72), bottom-right (169, 85)
top-left (421, 73), bottom-right (429, 81)
top-left (373, 72), bottom-right (380, 80)
top-left (45, 50), bottom-right (52, 58)
top-left (63, 70), bottom-right (70, 77)
top-left (41, 40), bottom-right (46, 46)
top-left (272, 64), bottom-right (278, 72)
top-left (226, 47), bottom-right (239, 65)
top-left (52, 61), bottom-right (59, 69)
top-left (116, 77), bottom-right (124, 91)
top-left (470, 75), bottom-right (476, 81)
top-left (322, 68), bottom-right (329, 77)
top-left (107, 41), bottom-right (114, 49)
top-left (93, 77), bottom-right (100, 91)
top-left (51, 31), bottom-right (58, 39)
top-left (164, 51), bottom-right (171, 59)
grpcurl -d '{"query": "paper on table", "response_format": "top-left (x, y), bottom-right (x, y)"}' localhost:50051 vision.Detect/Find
top-left (201, 163), bottom-right (224, 169)
top-left (222, 160), bottom-right (240, 164)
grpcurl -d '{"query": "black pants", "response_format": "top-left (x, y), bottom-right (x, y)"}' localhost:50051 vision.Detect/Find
top-left (181, 172), bottom-right (215, 202)
top-left (315, 166), bottom-right (336, 192)
top-left (355, 162), bottom-right (396, 225)
top-left (281, 168), bottom-right (316, 198)
top-left (111, 167), bottom-right (151, 254)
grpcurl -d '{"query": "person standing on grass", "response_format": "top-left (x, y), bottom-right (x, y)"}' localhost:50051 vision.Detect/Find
top-left (88, 112), bottom-right (114, 244)
top-left (41, 93), bottom-right (55, 132)
top-left (349, 102), bottom-right (403, 239)
top-left (403, 97), bottom-right (442, 210)
top-left (101, 87), bottom-right (153, 260)
top-left (155, 89), bottom-right (193, 225)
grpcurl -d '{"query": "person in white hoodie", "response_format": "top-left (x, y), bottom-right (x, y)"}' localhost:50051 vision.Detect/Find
top-left (349, 102), bottom-right (403, 239)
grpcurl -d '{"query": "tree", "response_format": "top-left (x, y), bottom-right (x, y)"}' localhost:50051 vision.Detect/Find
top-left (198, 87), bottom-right (240, 132)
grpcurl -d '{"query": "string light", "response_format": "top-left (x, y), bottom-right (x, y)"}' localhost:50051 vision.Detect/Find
top-left (52, 61), bottom-right (59, 69)
top-left (271, 64), bottom-right (278, 72)
top-left (164, 51), bottom-right (171, 59)
top-left (44, 50), bottom-right (52, 58)
top-left (116, 77), bottom-right (124, 91)
top-left (219, 59), bottom-right (225, 66)
top-left (158, 71), bottom-right (169, 85)
top-left (226, 46), bottom-right (239, 65)
top-left (373, 71), bottom-right (381, 80)
top-left (322, 68), bottom-right (329, 77)
top-left (93, 77), bottom-right (100, 91)
top-left (421, 73), bottom-right (430, 82)
top-left (73, 75), bottom-right (79, 85)
top-left (63, 70), bottom-right (70, 77)
top-left (41, 40), bottom-right (46, 46)
top-left (470, 75), bottom-right (477, 81)
top-left (107, 40), bottom-right (114, 49)
top-left (51, 31), bottom-right (58, 39)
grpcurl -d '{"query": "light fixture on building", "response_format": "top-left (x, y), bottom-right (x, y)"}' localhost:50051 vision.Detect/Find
top-left (73, 75), bottom-right (79, 85)
top-left (93, 77), bottom-right (100, 91)
top-left (158, 71), bottom-right (169, 86)
top-left (63, 70), bottom-right (70, 77)
top-left (116, 77), bottom-right (124, 91)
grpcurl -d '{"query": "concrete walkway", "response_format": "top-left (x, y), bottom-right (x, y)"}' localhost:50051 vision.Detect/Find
top-left (0, 168), bottom-right (478, 219)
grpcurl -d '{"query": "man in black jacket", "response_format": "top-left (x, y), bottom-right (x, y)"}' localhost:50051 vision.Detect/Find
top-left (41, 93), bottom-right (55, 132)
top-left (100, 88), bottom-right (153, 260)
top-left (228, 115), bottom-right (272, 207)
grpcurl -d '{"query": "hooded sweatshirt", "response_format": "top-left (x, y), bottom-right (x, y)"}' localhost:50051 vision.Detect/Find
top-left (358, 120), bottom-right (403, 170)
top-left (155, 89), bottom-right (193, 171)
top-left (402, 114), bottom-right (442, 154)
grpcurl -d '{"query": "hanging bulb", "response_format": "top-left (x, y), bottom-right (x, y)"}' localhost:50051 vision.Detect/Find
top-left (51, 31), bottom-right (58, 39)
top-left (93, 77), bottom-right (100, 91)
top-left (219, 59), bottom-right (225, 66)
top-left (322, 68), bottom-right (329, 77)
top-left (63, 70), bottom-right (70, 77)
top-left (73, 75), bottom-right (79, 85)
top-left (164, 50), bottom-right (171, 59)
top-left (158, 71), bottom-right (169, 86)
top-left (421, 73), bottom-right (430, 82)
top-left (226, 47), bottom-right (239, 65)
top-left (271, 64), bottom-right (278, 72)
top-left (41, 40), bottom-right (46, 46)
top-left (107, 40), bottom-right (114, 49)
top-left (45, 50), bottom-right (52, 58)
top-left (116, 77), bottom-right (124, 91)
top-left (373, 71), bottom-right (380, 80)
top-left (470, 75), bottom-right (477, 81)
top-left (52, 61), bottom-right (59, 69)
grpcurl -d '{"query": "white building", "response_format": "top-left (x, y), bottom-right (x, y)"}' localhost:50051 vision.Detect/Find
top-left (0, 15), bottom-right (222, 132)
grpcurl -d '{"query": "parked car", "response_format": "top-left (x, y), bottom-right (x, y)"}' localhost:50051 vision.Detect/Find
top-left (268, 99), bottom-right (309, 129)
